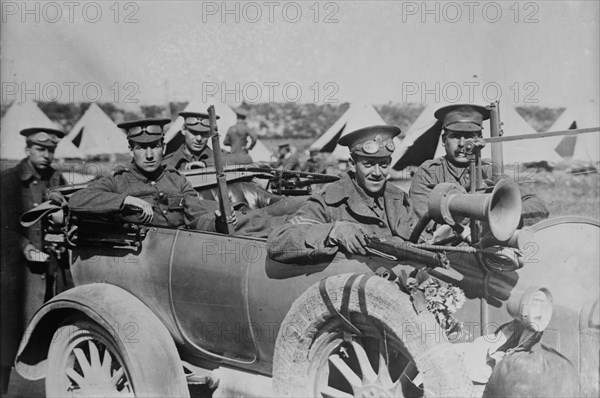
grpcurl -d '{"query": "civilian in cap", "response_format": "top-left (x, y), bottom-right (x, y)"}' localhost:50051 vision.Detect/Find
top-left (409, 104), bottom-right (549, 238)
top-left (1, 127), bottom-right (68, 392)
top-left (267, 125), bottom-right (412, 264)
top-left (223, 107), bottom-right (258, 156)
top-left (164, 112), bottom-right (252, 170)
top-left (69, 119), bottom-right (231, 231)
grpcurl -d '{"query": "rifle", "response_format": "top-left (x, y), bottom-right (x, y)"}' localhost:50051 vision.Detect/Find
top-left (208, 105), bottom-right (235, 235)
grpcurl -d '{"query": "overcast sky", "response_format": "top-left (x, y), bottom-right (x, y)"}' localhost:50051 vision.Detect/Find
top-left (2, 1), bottom-right (598, 108)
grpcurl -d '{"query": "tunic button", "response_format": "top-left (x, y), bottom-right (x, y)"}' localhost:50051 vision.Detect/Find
top-left (150, 181), bottom-right (156, 186)
top-left (162, 209), bottom-right (168, 215)
top-left (159, 192), bottom-right (164, 197)
top-left (378, 222), bottom-right (385, 228)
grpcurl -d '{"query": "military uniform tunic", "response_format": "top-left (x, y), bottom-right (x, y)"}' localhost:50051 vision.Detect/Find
top-left (1, 159), bottom-right (66, 371)
top-left (409, 155), bottom-right (550, 227)
top-left (267, 174), bottom-right (412, 264)
top-left (68, 163), bottom-right (217, 231)
top-left (224, 121), bottom-right (257, 154)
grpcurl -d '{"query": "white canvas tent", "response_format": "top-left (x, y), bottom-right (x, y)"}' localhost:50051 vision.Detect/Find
top-left (1, 101), bottom-right (84, 160)
top-left (310, 103), bottom-right (387, 161)
top-left (392, 103), bottom-right (562, 170)
top-left (66, 103), bottom-right (129, 158)
top-left (165, 99), bottom-right (272, 162)
top-left (549, 100), bottom-right (600, 164)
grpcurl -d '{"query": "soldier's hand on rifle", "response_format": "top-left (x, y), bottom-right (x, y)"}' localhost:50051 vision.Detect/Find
top-left (124, 196), bottom-right (154, 224)
top-left (23, 243), bottom-right (50, 262)
top-left (214, 207), bottom-right (238, 232)
top-left (328, 221), bottom-right (370, 255)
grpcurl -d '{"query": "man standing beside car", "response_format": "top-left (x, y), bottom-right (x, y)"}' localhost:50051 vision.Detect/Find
top-left (1, 127), bottom-right (68, 393)
top-left (267, 125), bottom-right (412, 264)
top-left (68, 118), bottom-right (233, 231)
top-left (409, 104), bottom-right (549, 234)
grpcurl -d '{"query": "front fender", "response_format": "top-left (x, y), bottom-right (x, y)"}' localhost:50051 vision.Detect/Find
top-left (15, 283), bottom-right (180, 381)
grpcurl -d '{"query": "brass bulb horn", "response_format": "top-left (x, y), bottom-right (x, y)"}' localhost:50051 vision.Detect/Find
top-left (428, 179), bottom-right (522, 242)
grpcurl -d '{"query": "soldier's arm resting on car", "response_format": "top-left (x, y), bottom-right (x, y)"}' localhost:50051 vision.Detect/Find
top-left (68, 176), bottom-right (130, 214)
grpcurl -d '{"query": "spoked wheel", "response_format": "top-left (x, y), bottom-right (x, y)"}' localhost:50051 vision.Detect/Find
top-left (273, 273), bottom-right (474, 397)
top-left (311, 316), bottom-right (424, 398)
top-left (46, 318), bottom-right (134, 397)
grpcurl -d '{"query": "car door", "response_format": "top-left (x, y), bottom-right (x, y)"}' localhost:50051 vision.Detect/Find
top-left (169, 229), bottom-right (258, 363)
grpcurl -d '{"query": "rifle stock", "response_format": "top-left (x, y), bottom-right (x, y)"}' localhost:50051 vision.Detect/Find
top-left (208, 105), bottom-right (235, 235)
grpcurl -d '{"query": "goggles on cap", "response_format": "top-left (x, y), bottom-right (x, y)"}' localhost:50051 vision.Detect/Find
top-left (355, 135), bottom-right (396, 154)
top-left (125, 124), bottom-right (164, 137)
top-left (28, 132), bottom-right (61, 144)
top-left (184, 116), bottom-right (211, 128)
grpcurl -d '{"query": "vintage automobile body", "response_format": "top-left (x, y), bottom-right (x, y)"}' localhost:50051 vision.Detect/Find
top-left (14, 167), bottom-right (600, 397)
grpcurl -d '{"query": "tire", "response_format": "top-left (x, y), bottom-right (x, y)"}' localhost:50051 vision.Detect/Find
top-left (273, 273), bottom-right (474, 398)
top-left (46, 316), bottom-right (188, 397)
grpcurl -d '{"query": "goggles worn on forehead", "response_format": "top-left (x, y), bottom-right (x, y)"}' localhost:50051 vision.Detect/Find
top-left (126, 124), bottom-right (164, 137)
top-left (184, 116), bottom-right (211, 128)
top-left (355, 135), bottom-right (396, 154)
top-left (28, 132), bottom-right (60, 144)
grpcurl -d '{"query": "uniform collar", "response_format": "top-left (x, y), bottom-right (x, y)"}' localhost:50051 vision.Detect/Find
top-left (18, 158), bottom-right (55, 182)
top-left (322, 174), bottom-right (401, 208)
top-left (442, 155), bottom-right (469, 181)
top-left (182, 145), bottom-right (212, 162)
top-left (128, 161), bottom-right (166, 183)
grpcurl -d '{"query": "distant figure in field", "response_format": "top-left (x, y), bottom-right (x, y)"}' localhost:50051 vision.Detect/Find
top-left (224, 108), bottom-right (257, 156)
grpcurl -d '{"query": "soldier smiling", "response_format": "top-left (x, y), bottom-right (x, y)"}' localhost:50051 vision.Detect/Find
top-left (266, 125), bottom-right (412, 263)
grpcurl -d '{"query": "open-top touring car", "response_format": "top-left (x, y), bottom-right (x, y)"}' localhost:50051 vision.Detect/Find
top-left (13, 105), bottom-right (600, 397)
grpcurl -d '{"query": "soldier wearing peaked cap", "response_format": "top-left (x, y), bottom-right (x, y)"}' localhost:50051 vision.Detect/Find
top-left (224, 107), bottom-right (258, 156)
top-left (164, 111), bottom-right (251, 170)
top-left (409, 104), bottom-right (549, 238)
top-left (68, 118), bottom-right (226, 231)
top-left (267, 125), bottom-right (413, 264)
top-left (1, 127), bottom-right (69, 392)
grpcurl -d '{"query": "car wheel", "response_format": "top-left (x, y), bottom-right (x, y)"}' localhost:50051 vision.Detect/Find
top-left (45, 316), bottom-right (185, 397)
top-left (273, 273), bottom-right (474, 397)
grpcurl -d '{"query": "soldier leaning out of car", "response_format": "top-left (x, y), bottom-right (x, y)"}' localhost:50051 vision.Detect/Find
top-left (266, 125), bottom-right (413, 264)
top-left (68, 118), bottom-right (237, 232)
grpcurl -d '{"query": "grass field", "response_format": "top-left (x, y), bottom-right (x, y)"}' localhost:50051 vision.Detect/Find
top-left (531, 170), bottom-right (599, 220)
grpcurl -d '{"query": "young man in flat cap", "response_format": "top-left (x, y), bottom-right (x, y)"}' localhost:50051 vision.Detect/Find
top-left (409, 104), bottom-right (549, 233)
top-left (224, 107), bottom-right (257, 156)
top-left (1, 127), bottom-right (68, 392)
top-left (164, 112), bottom-right (251, 170)
top-left (266, 125), bottom-right (412, 264)
top-left (69, 119), bottom-right (225, 231)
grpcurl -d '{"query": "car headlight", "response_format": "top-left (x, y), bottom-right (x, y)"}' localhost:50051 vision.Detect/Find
top-left (507, 287), bottom-right (553, 332)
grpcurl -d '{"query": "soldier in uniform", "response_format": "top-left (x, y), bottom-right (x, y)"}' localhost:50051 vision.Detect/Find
top-left (267, 125), bottom-right (412, 264)
top-left (409, 104), bottom-right (549, 234)
top-left (69, 119), bottom-right (227, 231)
top-left (1, 127), bottom-right (68, 393)
top-left (163, 112), bottom-right (251, 170)
top-left (304, 148), bottom-right (323, 173)
top-left (224, 108), bottom-right (257, 155)
top-left (273, 143), bottom-right (301, 170)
